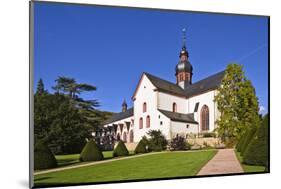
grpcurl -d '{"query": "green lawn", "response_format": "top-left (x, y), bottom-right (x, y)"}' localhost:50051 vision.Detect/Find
top-left (55, 151), bottom-right (135, 168)
top-left (55, 151), bottom-right (114, 167)
top-left (34, 150), bottom-right (217, 187)
top-left (235, 150), bottom-right (265, 173)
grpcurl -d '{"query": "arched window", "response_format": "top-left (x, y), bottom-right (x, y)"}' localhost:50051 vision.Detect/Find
top-left (129, 130), bottom-right (134, 143)
top-left (172, 102), bottom-right (177, 112)
top-left (139, 117), bottom-right (143, 129)
top-left (146, 115), bottom-right (150, 128)
top-left (143, 102), bottom-right (147, 113)
top-left (123, 132), bottom-right (127, 143)
top-left (117, 133), bottom-right (121, 141)
top-left (201, 105), bottom-right (209, 131)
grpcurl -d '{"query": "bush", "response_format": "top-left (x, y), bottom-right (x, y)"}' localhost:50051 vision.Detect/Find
top-left (170, 134), bottom-right (187, 151)
top-left (134, 139), bottom-right (148, 154)
top-left (79, 139), bottom-right (104, 162)
top-left (113, 141), bottom-right (129, 157)
top-left (236, 125), bottom-right (257, 154)
top-left (243, 114), bottom-right (269, 166)
top-left (34, 140), bottom-right (57, 170)
top-left (202, 132), bottom-right (216, 138)
top-left (146, 130), bottom-right (168, 151)
top-left (240, 126), bottom-right (257, 156)
top-left (236, 131), bottom-right (247, 152)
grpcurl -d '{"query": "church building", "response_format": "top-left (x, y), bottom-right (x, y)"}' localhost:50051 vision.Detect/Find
top-left (101, 30), bottom-right (225, 144)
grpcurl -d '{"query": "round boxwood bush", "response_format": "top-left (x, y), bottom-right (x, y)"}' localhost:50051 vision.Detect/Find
top-left (243, 114), bottom-right (268, 166)
top-left (113, 141), bottom-right (129, 157)
top-left (34, 140), bottom-right (57, 170)
top-left (80, 139), bottom-right (104, 162)
top-left (134, 139), bottom-right (148, 154)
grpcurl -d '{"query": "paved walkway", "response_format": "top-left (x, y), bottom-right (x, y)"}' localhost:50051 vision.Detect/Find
top-left (197, 149), bottom-right (243, 175)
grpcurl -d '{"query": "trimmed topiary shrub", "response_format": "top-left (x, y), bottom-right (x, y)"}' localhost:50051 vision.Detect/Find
top-left (134, 139), bottom-right (148, 154)
top-left (243, 114), bottom-right (269, 166)
top-left (170, 134), bottom-right (187, 151)
top-left (80, 139), bottom-right (104, 162)
top-left (113, 141), bottom-right (129, 157)
top-left (34, 140), bottom-right (57, 170)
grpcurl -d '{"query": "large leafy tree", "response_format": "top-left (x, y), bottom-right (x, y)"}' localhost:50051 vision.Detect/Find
top-left (34, 78), bottom-right (109, 154)
top-left (214, 64), bottom-right (260, 143)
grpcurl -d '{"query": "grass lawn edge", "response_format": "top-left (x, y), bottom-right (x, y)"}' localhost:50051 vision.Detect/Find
top-left (234, 149), bottom-right (265, 173)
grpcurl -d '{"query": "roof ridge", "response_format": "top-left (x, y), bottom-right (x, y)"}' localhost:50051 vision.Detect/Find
top-left (144, 72), bottom-right (184, 91)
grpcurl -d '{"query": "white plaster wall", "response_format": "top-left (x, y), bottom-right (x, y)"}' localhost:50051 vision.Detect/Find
top-left (170, 121), bottom-right (199, 138)
top-left (133, 75), bottom-right (171, 142)
top-left (158, 92), bottom-right (188, 113)
top-left (188, 90), bottom-right (217, 132)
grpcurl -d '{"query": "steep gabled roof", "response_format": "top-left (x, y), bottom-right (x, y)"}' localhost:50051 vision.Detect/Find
top-left (184, 70), bottom-right (225, 97)
top-left (103, 108), bottom-right (133, 125)
top-left (158, 109), bottom-right (198, 124)
top-left (144, 70), bottom-right (225, 98)
top-left (144, 72), bottom-right (187, 97)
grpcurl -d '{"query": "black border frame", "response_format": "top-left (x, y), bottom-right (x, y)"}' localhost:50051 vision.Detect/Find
top-left (29, 1), bottom-right (270, 188)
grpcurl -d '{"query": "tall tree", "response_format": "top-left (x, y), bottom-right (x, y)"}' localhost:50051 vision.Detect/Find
top-left (214, 64), bottom-right (260, 144)
top-left (53, 76), bottom-right (99, 110)
top-left (36, 78), bottom-right (46, 95)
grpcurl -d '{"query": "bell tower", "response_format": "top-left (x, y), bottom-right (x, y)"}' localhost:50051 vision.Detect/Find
top-left (122, 99), bottom-right (128, 112)
top-left (175, 28), bottom-right (193, 89)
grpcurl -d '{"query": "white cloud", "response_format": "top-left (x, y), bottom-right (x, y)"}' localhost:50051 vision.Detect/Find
top-left (259, 105), bottom-right (267, 115)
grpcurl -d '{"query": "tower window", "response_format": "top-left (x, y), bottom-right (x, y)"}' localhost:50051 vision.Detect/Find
top-left (179, 74), bottom-right (183, 81)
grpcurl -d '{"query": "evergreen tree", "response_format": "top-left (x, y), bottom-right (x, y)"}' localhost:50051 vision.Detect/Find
top-left (36, 78), bottom-right (46, 95)
top-left (243, 114), bottom-right (269, 166)
top-left (52, 76), bottom-right (99, 110)
top-left (214, 64), bottom-right (260, 144)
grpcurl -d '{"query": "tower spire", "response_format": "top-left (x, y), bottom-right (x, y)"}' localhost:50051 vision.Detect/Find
top-left (182, 28), bottom-right (186, 49)
top-left (179, 28), bottom-right (189, 58)
top-left (175, 28), bottom-right (193, 89)
top-left (122, 99), bottom-right (127, 112)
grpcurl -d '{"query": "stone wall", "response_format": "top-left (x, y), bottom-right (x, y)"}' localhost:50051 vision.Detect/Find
top-left (187, 137), bottom-right (221, 147)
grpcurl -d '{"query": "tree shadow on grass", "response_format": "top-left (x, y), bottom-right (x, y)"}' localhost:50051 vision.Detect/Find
top-left (34, 177), bottom-right (53, 182)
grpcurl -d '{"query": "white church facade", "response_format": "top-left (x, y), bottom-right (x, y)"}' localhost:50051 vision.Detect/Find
top-left (101, 32), bottom-right (225, 144)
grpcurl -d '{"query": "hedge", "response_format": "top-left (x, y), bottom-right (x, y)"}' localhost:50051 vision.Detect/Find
top-left (34, 140), bottom-right (57, 170)
top-left (80, 139), bottom-right (104, 162)
top-left (243, 114), bottom-right (269, 166)
top-left (113, 141), bottom-right (129, 157)
top-left (240, 126), bottom-right (257, 156)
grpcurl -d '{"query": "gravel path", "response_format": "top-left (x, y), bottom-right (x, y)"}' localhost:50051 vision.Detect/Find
top-left (197, 148), bottom-right (243, 175)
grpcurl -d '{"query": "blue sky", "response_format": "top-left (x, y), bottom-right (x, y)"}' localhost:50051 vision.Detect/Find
top-left (34, 2), bottom-right (268, 113)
